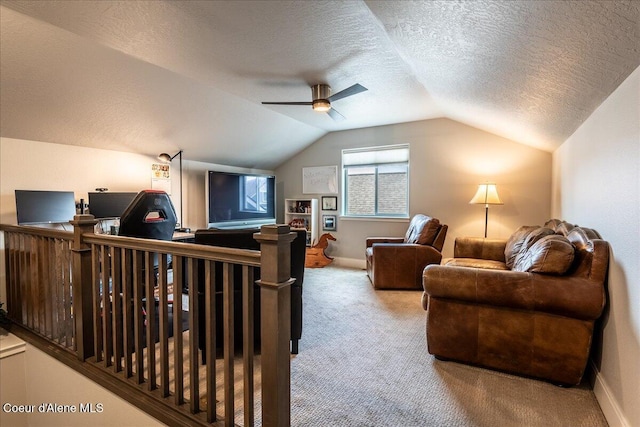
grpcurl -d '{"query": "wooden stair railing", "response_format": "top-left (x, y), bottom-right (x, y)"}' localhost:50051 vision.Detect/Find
top-left (1, 217), bottom-right (294, 427)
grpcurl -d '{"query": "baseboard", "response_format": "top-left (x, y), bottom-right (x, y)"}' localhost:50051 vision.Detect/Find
top-left (591, 360), bottom-right (630, 427)
top-left (332, 257), bottom-right (366, 270)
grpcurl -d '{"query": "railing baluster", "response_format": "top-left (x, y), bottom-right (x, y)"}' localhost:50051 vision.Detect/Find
top-left (7, 233), bottom-right (19, 321)
top-left (158, 253), bottom-right (170, 397)
top-left (21, 235), bottom-right (28, 325)
top-left (223, 262), bottom-right (235, 426)
top-left (243, 265), bottom-right (255, 427)
top-left (51, 239), bottom-right (60, 344)
top-left (92, 244), bottom-right (103, 362)
top-left (205, 259), bottom-right (217, 423)
top-left (39, 237), bottom-right (50, 337)
top-left (133, 250), bottom-right (145, 384)
top-left (63, 239), bottom-right (73, 348)
top-left (102, 244), bottom-right (113, 367)
top-left (173, 255), bottom-right (185, 405)
top-left (122, 248), bottom-right (133, 378)
top-left (188, 257), bottom-right (200, 414)
top-left (28, 236), bottom-right (36, 330)
top-left (145, 251), bottom-right (157, 391)
top-left (111, 246), bottom-right (123, 372)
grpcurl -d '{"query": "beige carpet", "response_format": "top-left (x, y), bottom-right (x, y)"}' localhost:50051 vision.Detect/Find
top-left (157, 265), bottom-right (606, 426)
top-left (289, 265), bottom-right (607, 427)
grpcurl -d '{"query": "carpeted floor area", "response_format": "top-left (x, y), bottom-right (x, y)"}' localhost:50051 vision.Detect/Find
top-left (290, 265), bottom-right (607, 427)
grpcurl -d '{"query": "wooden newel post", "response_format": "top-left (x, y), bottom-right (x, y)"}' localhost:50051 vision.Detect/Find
top-left (70, 214), bottom-right (98, 361)
top-left (254, 224), bottom-right (296, 427)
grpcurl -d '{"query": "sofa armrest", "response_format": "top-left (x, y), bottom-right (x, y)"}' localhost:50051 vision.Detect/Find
top-left (453, 237), bottom-right (507, 262)
top-left (366, 237), bottom-right (404, 248)
top-left (372, 243), bottom-right (443, 270)
top-left (422, 265), bottom-right (604, 320)
top-left (372, 241), bottom-right (438, 253)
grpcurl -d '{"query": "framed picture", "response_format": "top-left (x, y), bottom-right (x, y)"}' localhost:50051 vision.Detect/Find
top-left (322, 215), bottom-right (336, 231)
top-left (322, 196), bottom-right (338, 211)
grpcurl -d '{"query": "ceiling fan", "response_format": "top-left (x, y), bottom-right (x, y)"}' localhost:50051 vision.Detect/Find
top-left (262, 83), bottom-right (368, 121)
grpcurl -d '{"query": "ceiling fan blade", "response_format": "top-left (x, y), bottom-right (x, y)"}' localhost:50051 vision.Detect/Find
top-left (261, 101), bottom-right (312, 105)
top-left (327, 108), bottom-right (345, 122)
top-left (328, 83), bottom-right (368, 102)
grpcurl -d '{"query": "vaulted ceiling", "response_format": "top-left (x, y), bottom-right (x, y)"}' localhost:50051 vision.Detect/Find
top-left (1, 1), bottom-right (638, 169)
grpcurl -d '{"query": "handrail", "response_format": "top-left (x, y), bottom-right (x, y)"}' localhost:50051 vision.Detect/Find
top-left (82, 233), bottom-right (261, 267)
top-left (0, 223), bottom-right (72, 240)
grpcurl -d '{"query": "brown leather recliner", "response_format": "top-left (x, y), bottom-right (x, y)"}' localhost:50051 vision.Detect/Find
top-left (366, 214), bottom-right (448, 290)
top-left (422, 221), bottom-right (609, 385)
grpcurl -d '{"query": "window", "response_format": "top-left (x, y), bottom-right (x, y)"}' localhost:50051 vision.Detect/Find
top-left (241, 175), bottom-right (269, 213)
top-left (342, 145), bottom-right (409, 217)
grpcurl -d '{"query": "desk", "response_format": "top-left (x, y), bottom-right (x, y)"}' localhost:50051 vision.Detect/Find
top-left (172, 231), bottom-right (195, 242)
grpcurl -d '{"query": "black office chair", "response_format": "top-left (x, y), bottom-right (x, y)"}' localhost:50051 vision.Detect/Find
top-left (119, 190), bottom-right (177, 241)
top-left (118, 189), bottom-right (177, 290)
top-left (118, 190), bottom-right (179, 342)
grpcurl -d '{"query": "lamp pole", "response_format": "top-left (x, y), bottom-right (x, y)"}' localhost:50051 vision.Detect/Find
top-left (483, 204), bottom-right (489, 238)
top-left (158, 150), bottom-right (183, 228)
top-left (177, 151), bottom-right (183, 228)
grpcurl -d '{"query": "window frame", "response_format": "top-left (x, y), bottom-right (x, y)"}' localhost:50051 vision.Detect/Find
top-left (341, 144), bottom-right (410, 219)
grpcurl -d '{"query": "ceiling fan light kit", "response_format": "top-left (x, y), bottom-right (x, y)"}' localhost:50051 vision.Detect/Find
top-left (312, 99), bottom-right (331, 112)
top-left (262, 83), bottom-right (367, 120)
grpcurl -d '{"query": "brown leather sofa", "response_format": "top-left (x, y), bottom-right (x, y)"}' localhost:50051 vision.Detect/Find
top-left (422, 220), bottom-right (609, 385)
top-left (366, 214), bottom-right (448, 290)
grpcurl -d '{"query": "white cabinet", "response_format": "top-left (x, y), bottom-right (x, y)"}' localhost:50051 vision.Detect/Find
top-left (284, 198), bottom-right (318, 246)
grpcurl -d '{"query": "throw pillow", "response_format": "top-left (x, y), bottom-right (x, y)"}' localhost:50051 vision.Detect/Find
top-left (512, 234), bottom-right (575, 274)
top-left (505, 225), bottom-right (538, 269)
top-left (511, 227), bottom-right (556, 267)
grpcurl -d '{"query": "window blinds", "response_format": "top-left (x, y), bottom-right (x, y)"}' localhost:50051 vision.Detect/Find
top-left (342, 144), bottom-right (409, 167)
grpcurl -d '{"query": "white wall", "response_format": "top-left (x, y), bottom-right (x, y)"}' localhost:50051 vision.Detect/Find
top-left (0, 337), bottom-right (165, 427)
top-left (552, 66), bottom-right (640, 427)
top-left (0, 138), bottom-right (158, 225)
top-left (276, 118), bottom-right (552, 265)
top-left (0, 137), bottom-right (270, 301)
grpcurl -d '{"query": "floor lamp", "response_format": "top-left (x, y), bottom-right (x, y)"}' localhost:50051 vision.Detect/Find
top-left (469, 183), bottom-right (503, 238)
top-left (158, 150), bottom-right (183, 229)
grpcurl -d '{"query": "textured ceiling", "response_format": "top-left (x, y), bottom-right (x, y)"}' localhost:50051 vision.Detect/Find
top-left (1, 0), bottom-right (638, 169)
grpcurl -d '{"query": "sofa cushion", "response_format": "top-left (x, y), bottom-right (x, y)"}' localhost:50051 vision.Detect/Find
top-left (504, 226), bottom-right (538, 268)
top-left (512, 234), bottom-right (575, 274)
top-left (404, 214), bottom-right (440, 245)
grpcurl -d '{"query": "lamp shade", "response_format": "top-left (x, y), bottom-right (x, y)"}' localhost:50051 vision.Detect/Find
top-left (469, 183), bottom-right (503, 205)
top-left (158, 152), bottom-right (172, 163)
top-left (156, 151), bottom-right (183, 228)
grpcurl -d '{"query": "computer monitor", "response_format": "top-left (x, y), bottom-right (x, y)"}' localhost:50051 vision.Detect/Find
top-left (88, 192), bottom-right (138, 219)
top-left (15, 190), bottom-right (76, 225)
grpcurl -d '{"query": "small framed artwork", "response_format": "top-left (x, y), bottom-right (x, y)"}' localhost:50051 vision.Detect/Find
top-left (323, 215), bottom-right (337, 231)
top-left (322, 196), bottom-right (338, 211)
